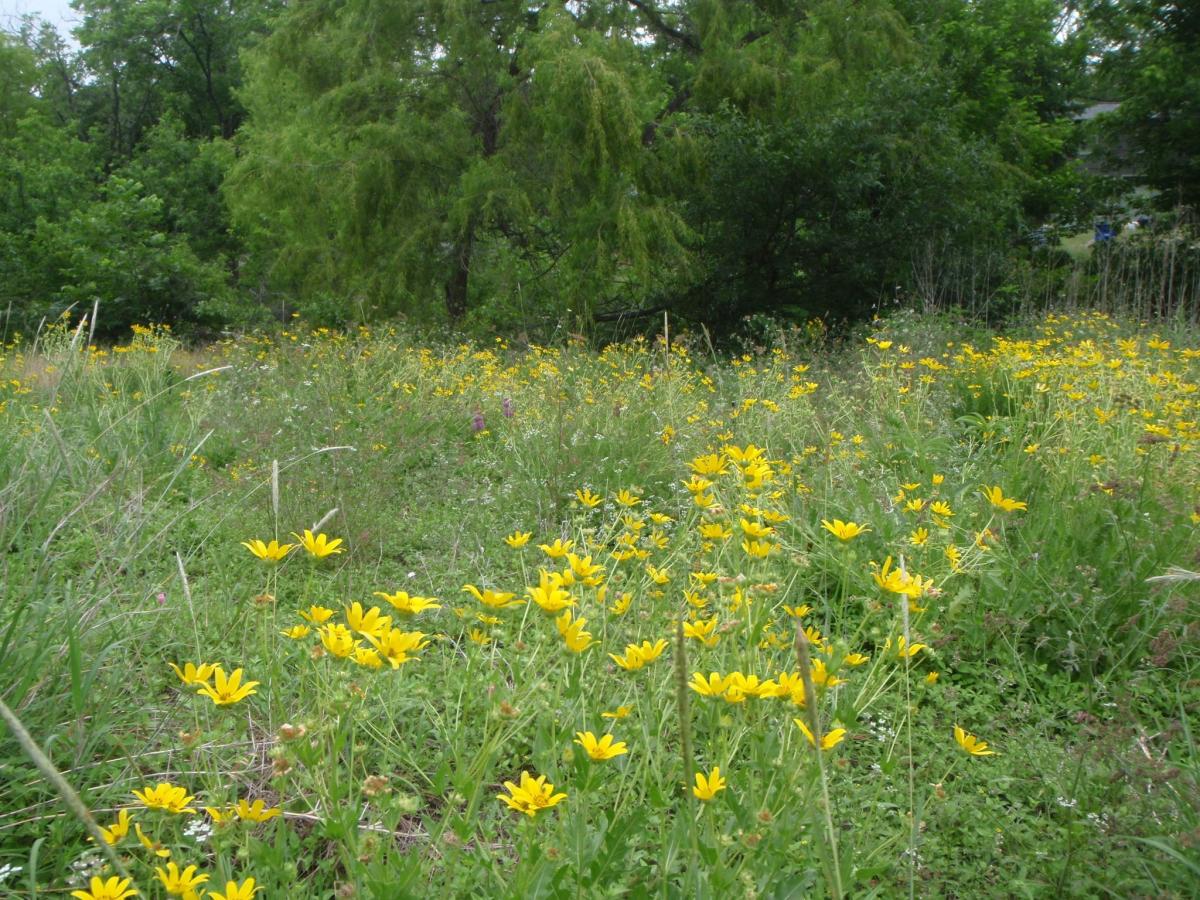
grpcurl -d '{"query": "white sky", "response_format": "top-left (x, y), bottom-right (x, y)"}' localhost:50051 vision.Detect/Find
top-left (0, 0), bottom-right (81, 39)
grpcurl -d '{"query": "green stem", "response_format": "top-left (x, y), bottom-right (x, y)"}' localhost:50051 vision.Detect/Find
top-left (900, 592), bottom-right (917, 900)
top-left (673, 621), bottom-right (701, 888)
top-left (795, 623), bottom-right (844, 899)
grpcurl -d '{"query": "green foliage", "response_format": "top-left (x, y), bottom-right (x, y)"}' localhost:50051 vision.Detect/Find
top-left (120, 116), bottom-right (238, 261)
top-left (225, 0), bottom-right (1094, 330)
top-left (899, 0), bottom-right (1087, 218)
top-left (28, 176), bottom-right (232, 332)
top-left (682, 68), bottom-right (1018, 328)
top-left (227, 0), bottom-right (692, 327)
top-left (0, 1), bottom-right (275, 336)
top-left (1081, 1), bottom-right (1200, 209)
top-left (4, 1), bottom-right (1196, 337)
top-left (71, 0), bottom-right (279, 154)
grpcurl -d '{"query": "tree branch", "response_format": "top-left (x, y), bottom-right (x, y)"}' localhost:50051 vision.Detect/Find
top-left (626, 0), bottom-right (701, 54)
top-left (642, 84), bottom-right (692, 146)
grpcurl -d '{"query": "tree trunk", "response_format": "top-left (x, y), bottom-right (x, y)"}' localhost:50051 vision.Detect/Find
top-left (444, 222), bottom-right (476, 322)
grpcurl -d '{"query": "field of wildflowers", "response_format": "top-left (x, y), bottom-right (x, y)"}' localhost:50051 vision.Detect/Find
top-left (0, 310), bottom-right (1197, 897)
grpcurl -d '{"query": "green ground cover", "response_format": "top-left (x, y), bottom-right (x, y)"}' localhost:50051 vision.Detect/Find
top-left (0, 310), bottom-right (1197, 898)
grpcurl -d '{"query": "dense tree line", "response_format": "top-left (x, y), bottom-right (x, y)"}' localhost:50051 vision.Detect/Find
top-left (0, 1), bottom-right (1193, 338)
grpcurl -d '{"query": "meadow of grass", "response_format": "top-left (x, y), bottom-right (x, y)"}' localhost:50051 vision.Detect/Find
top-left (0, 309), bottom-right (1198, 898)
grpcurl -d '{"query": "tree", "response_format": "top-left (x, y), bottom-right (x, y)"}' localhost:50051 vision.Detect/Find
top-left (230, 1), bottom-right (895, 326)
top-left (1081, 1), bottom-right (1200, 209)
top-left (228, 0), bottom-right (697, 326)
top-left (29, 176), bottom-right (232, 329)
top-left (71, 0), bottom-right (279, 160)
top-left (684, 71), bottom-right (1019, 329)
top-left (894, 0), bottom-right (1087, 221)
top-left (0, 6), bottom-right (260, 336)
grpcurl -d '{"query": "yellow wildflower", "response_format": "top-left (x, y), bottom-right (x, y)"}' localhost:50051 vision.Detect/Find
top-left (574, 488), bottom-right (603, 508)
top-left (538, 538), bottom-right (574, 558)
top-left (97, 809), bottom-right (133, 846)
top-left (698, 521), bottom-right (732, 541)
top-left (645, 563), bottom-right (670, 584)
top-left (504, 530), bottom-right (532, 548)
top-left (727, 672), bottom-right (777, 698)
top-left (204, 805), bottom-right (236, 824)
top-left (528, 569), bottom-right (575, 613)
top-left (794, 718), bottom-right (847, 750)
top-left (374, 590), bottom-right (441, 614)
top-left (207, 878), bottom-right (262, 900)
top-left (601, 705), bottom-right (633, 719)
top-left (497, 771), bottom-right (566, 817)
top-left (196, 667), bottom-right (259, 706)
top-left (133, 782), bottom-right (196, 814)
top-left (168, 661), bottom-right (215, 686)
top-left (683, 616), bottom-right (720, 647)
top-left (318, 624), bottom-right (359, 658)
top-left (556, 610), bottom-right (596, 653)
top-left (688, 672), bottom-right (730, 696)
top-left (980, 485), bottom-right (1027, 512)
top-left (610, 639), bottom-right (668, 671)
top-left (809, 658), bottom-right (844, 687)
top-left (366, 626), bottom-right (430, 668)
top-left (945, 545), bottom-right (962, 571)
top-left (954, 724), bottom-right (996, 756)
top-left (353, 647), bottom-right (383, 669)
top-left (622, 514), bottom-right (646, 532)
top-left (609, 592), bottom-right (633, 615)
top-left (155, 862), bottom-right (209, 897)
top-left (70, 876), bottom-right (137, 900)
top-left (873, 556), bottom-right (923, 598)
top-left (692, 767), bottom-right (726, 801)
top-left (298, 604), bottom-right (335, 624)
top-left (235, 798), bottom-right (282, 823)
top-left (463, 584), bottom-right (523, 609)
top-left (690, 453), bottom-right (728, 476)
top-left (741, 539), bottom-right (775, 559)
top-left (739, 518), bottom-right (773, 538)
top-left (779, 671), bottom-right (814, 703)
top-left (567, 553), bottom-right (605, 585)
top-left (344, 602), bottom-right (391, 639)
top-left (574, 732), bottom-right (628, 761)
top-left (820, 519), bottom-right (871, 541)
top-left (291, 530), bottom-right (344, 558)
top-left (135, 822), bottom-right (172, 857)
top-left (240, 538), bottom-right (294, 562)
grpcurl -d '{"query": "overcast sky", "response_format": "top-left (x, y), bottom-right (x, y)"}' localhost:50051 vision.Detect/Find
top-left (1, 0), bottom-right (81, 38)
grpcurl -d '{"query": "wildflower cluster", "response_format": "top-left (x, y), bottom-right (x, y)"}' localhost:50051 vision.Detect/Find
top-left (11, 311), bottom-right (1198, 896)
